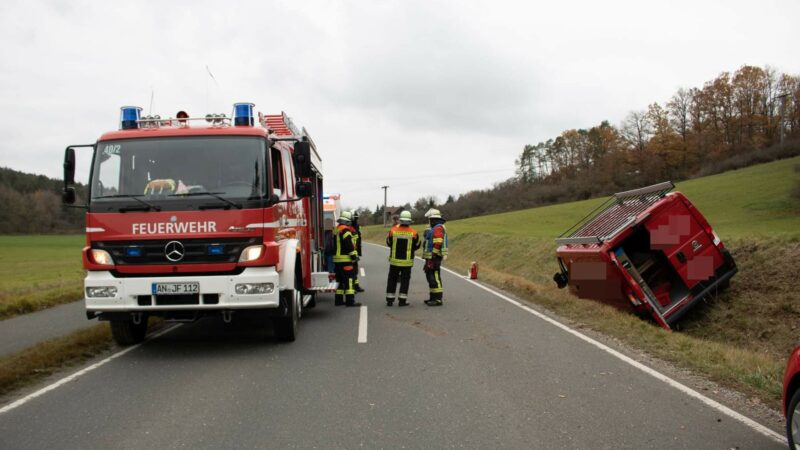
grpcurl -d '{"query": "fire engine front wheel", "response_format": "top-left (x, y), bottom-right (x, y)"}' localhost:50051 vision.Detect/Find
top-left (273, 289), bottom-right (299, 342)
top-left (109, 316), bottom-right (148, 346)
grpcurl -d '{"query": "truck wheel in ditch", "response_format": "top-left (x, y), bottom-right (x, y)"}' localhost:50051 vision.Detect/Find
top-left (788, 388), bottom-right (800, 450)
top-left (274, 289), bottom-right (298, 342)
top-left (109, 317), bottom-right (148, 346)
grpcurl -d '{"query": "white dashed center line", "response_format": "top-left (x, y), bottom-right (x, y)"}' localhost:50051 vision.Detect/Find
top-left (357, 306), bottom-right (368, 343)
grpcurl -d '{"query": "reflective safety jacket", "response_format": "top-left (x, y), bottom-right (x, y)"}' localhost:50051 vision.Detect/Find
top-left (421, 226), bottom-right (431, 259)
top-left (386, 225), bottom-right (420, 267)
top-left (423, 224), bottom-right (448, 259)
top-left (333, 224), bottom-right (358, 263)
top-left (351, 222), bottom-right (362, 256)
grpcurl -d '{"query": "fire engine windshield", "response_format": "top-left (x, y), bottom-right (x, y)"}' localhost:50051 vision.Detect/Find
top-left (90, 137), bottom-right (266, 207)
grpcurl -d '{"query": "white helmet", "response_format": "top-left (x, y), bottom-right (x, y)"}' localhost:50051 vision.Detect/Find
top-left (399, 210), bottom-right (413, 224)
top-left (425, 208), bottom-right (442, 219)
top-left (338, 210), bottom-right (352, 224)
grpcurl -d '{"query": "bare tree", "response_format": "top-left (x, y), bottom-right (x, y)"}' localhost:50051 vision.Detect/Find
top-left (620, 110), bottom-right (652, 152)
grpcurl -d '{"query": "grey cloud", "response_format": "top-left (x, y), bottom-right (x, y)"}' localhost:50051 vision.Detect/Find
top-left (329, 3), bottom-right (540, 135)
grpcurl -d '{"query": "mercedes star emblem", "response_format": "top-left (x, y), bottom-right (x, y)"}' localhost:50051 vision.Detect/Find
top-left (164, 240), bottom-right (185, 262)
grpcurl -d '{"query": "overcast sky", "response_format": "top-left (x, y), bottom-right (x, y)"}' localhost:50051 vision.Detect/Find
top-left (1, 0), bottom-right (798, 210)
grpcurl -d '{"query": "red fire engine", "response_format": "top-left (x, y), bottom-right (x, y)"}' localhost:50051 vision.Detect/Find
top-left (553, 182), bottom-right (737, 329)
top-left (62, 103), bottom-right (334, 344)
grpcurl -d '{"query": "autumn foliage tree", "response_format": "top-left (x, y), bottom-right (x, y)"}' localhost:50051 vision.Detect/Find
top-left (516, 64), bottom-right (799, 187)
top-left (435, 65), bottom-right (800, 221)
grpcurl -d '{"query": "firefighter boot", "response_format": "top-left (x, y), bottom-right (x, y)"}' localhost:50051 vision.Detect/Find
top-left (425, 293), bottom-right (443, 306)
top-left (334, 294), bottom-right (344, 306)
top-left (386, 294), bottom-right (395, 306)
top-left (345, 295), bottom-right (362, 307)
top-left (398, 294), bottom-right (409, 307)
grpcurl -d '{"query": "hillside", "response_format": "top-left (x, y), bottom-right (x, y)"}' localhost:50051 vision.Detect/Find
top-left (362, 156), bottom-right (800, 407)
top-left (0, 167), bottom-right (85, 233)
top-left (442, 155), bottom-right (799, 239)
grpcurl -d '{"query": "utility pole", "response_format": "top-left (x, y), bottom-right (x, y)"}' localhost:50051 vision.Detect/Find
top-left (381, 185), bottom-right (389, 227)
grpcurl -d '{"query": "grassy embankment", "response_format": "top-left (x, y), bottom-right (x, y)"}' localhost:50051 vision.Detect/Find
top-left (0, 235), bottom-right (116, 397)
top-left (362, 156), bottom-right (800, 408)
top-left (0, 235), bottom-right (85, 319)
top-left (0, 324), bottom-right (111, 397)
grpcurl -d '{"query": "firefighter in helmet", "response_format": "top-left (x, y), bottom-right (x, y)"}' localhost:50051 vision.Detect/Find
top-left (422, 208), bottom-right (448, 306)
top-left (385, 210), bottom-right (420, 306)
top-left (350, 210), bottom-right (365, 293)
top-left (333, 211), bottom-right (361, 307)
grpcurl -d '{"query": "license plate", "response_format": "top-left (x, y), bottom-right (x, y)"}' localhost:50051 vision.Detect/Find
top-left (152, 282), bottom-right (200, 295)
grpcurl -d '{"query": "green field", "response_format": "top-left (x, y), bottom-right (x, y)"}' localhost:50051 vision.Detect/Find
top-left (442, 155), bottom-right (800, 239)
top-left (362, 156), bottom-right (800, 406)
top-left (0, 235), bottom-right (85, 319)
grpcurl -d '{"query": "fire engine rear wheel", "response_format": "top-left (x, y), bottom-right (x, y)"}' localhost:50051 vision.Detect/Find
top-left (273, 289), bottom-right (299, 342)
top-left (305, 293), bottom-right (317, 309)
top-left (109, 316), bottom-right (148, 346)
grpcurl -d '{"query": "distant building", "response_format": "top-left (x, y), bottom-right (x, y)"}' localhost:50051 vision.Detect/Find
top-left (385, 206), bottom-right (406, 226)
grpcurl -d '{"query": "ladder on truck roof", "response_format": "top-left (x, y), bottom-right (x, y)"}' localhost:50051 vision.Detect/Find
top-left (262, 112), bottom-right (300, 136)
top-left (261, 112), bottom-right (318, 150)
top-left (555, 181), bottom-right (674, 246)
top-left (260, 112), bottom-right (322, 173)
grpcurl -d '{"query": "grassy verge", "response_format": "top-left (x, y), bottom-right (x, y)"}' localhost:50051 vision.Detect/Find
top-left (0, 324), bottom-right (112, 397)
top-left (361, 156), bottom-right (800, 408)
top-left (0, 235), bottom-right (85, 319)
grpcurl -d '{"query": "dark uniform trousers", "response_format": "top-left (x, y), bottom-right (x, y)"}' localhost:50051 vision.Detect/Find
top-left (424, 257), bottom-right (443, 301)
top-left (334, 262), bottom-right (356, 305)
top-left (386, 265), bottom-right (412, 301)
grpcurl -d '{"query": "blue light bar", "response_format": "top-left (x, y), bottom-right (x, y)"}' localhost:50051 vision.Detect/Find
top-left (207, 244), bottom-right (224, 255)
top-left (126, 246), bottom-right (143, 257)
top-left (232, 102), bottom-right (254, 126)
top-left (120, 106), bottom-right (142, 130)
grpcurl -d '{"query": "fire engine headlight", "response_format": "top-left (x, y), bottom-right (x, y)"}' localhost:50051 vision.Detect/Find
top-left (235, 283), bottom-right (275, 295)
top-left (239, 245), bottom-right (264, 262)
top-left (86, 286), bottom-right (118, 298)
top-left (91, 249), bottom-right (114, 266)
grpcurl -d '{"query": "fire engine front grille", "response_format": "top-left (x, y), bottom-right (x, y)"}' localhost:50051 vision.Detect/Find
top-left (94, 237), bottom-right (260, 265)
top-left (558, 182), bottom-right (674, 245)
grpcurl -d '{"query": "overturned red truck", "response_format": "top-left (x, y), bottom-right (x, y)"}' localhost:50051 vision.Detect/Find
top-left (553, 182), bottom-right (737, 329)
top-left (62, 103), bottom-right (335, 344)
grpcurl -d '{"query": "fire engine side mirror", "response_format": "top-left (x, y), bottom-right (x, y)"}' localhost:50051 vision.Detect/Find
top-left (62, 187), bottom-right (76, 205)
top-left (64, 147), bottom-right (76, 186)
top-left (62, 147), bottom-right (76, 205)
top-left (295, 181), bottom-right (313, 198)
top-left (293, 141), bottom-right (312, 178)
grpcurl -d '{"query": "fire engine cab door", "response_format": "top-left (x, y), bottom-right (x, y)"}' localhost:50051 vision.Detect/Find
top-left (609, 248), bottom-right (671, 329)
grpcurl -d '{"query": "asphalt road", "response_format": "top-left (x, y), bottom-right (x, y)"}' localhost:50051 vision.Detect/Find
top-left (0, 244), bottom-right (785, 449)
top-left (0, 300), bottom-right (88, 357)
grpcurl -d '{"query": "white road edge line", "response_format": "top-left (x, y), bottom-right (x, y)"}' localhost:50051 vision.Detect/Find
top-left (440, 266), bottom-right (786, 444)
top-left (0, 323), bottom-right (182, 415)
top-left (358, 306), bottom-right (368, 343)
top-left (365, 242), bottom-right (785, 444)
top-left (360, 267), bottom-right (366, 277)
